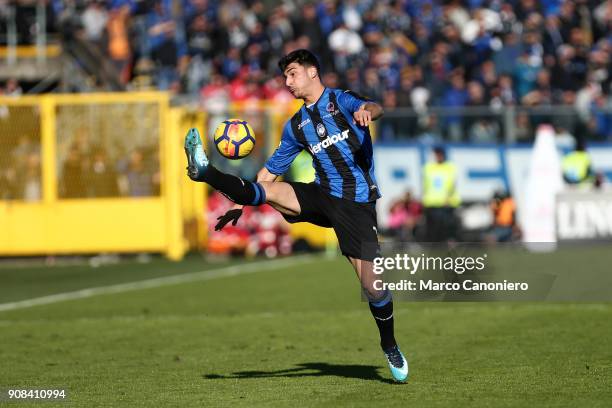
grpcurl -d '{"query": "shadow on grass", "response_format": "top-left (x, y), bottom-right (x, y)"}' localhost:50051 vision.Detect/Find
top-left (203, 362), bottom-right (397, 384)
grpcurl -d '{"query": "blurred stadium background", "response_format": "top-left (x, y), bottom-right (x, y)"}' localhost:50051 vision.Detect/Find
top-left (1, 1), bottom-right (611, 404)
top-left (1, 0), bottom-right (610, 260)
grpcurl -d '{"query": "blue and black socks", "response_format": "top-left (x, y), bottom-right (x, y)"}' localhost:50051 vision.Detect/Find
top-left (200, 164), bottom-right (266, 206)
top-left (369, 290), bottom-right (397, 350)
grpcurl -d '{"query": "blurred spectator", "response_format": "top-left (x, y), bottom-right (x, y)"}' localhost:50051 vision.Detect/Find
top-left (3, 79), bottom-right (23, 97)
top-left (416, 113), bottom-right (443, 143)
top-left (146, 1), bottom-right (187, 90)
top-left (562, 139), bottom-right (594, 186)
top-left (379, 89), bottom-right (398, 141)
top-left (441, 73), bottom-right (468, 141)
top-left (328, 22), bottom-right (363, 72)
top-left (484, 190), bottom-right (518, 244)
top-left (82, 1), bottom-right (108, 44)
top-left (465, 81), bottom-right (500, 142)
top-left (200, 72), bottom-right (230, 115)
top-left (267, 6), bottom-right (293, 55)
top-left (514, 110), bottom-right (533, 142)
top-left (543, 14), bottom-right (564, 56)
top-left (11, 135), bottom-right (37, 167)
top-left (553, 91), bottom-right (579, 139)
top-left (0, 166), bottom-right (19, 200)
top-left (123, 149), bottom-right (154, 197)
top-left (107, 4), bottom-right (132, 84)
top-left (493, 32), bottom-right (522, 76)
top-left (220, 47), bottom-right (242, 80)
top-left (524, 69), bottom-right (553, 105)
top-left (590, 93), bottom-right (612, 140)
top-left (575, 81), bottom-right (602, 124)
top-left (422, 146), bottom-right (461, 242)
top-left (22, 152), bottom-right (42, 202)
top-left (477, 60), bottom-right (498, 100)
top-left (497, 74), bottom-right (517, 106)
top-left (361, 68), bottom-right (383, 102)
top-left (262, 76), bottom-right (293, 103)
top-left (514, 50), bottom-right (541, 100)
top-left (61, 144), bottom-right (87, 198)
top-left (88, 147), bottom-right (120, 197)
top-left (1, 135), bottom-right (40, 200)
top-left (226, 16), bottom-right (249, 50)
top-left (387, 191), bottom-right (422, 241)
top-left (552, 45), bottom-right (577, 92)
top-left (322, 72), bottom-right (339, 89)
top-left (296, 2), bottom-right (325, 58)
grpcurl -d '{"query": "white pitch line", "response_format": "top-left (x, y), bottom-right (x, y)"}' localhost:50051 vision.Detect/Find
top-left (0, 255), bottom-right (324, 313)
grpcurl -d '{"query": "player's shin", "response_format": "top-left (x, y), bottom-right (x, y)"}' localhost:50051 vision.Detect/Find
top-left (201, 165), bottom-right (266, 206)
top-left (367, 289), bottom-right (397, 350)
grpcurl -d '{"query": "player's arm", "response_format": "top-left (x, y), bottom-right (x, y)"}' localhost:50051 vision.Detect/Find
top-left (354, 102), bottom-right (384, 127)
top-left (338, 90), bottom-right (384, 127)
top-left (255, 166), bottom-right (279, 183)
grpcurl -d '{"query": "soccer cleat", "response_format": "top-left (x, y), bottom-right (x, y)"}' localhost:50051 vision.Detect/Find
top-left (184, 128), bottom-right (209, 181)
top-left (383, 345), bottom-right (409, 382)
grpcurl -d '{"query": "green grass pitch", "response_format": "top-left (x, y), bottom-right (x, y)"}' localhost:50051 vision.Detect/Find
top-left (0, 253), bottom-right (611, 407)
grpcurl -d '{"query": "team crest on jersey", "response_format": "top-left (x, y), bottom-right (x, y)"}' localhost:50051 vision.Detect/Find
top-left (316, 123), bottom-right (326, 138)
top-left (323, 101), bottom-right (339, 119)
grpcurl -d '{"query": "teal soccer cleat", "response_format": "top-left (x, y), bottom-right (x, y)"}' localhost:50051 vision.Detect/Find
top-left (384, 345), bottom-right (409, 382)
top-left (184, 128), bottom-right (209, 181)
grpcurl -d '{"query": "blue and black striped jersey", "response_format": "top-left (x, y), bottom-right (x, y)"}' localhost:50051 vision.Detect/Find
top-left (265, 88), bottom-right (381, 203)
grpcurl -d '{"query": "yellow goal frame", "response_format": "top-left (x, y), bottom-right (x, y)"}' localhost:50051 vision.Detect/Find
top-left (0, 92), bottom-right (206, 260)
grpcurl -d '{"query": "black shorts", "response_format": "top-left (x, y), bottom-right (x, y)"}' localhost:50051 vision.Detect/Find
top-left (283, 182), bottom-right (380, 261)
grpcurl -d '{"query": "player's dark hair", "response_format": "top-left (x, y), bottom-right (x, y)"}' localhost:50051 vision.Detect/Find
top-left (278, 49), bottom-right (321, 76)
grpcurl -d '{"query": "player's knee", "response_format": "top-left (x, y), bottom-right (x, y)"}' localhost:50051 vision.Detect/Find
top-left (259, 182), bottom-right (301, 216)
top-left (363, 287), bottom-right (392, 306)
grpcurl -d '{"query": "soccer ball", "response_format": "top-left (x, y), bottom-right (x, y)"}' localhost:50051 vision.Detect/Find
top-left (213, 118), bottom-right (256, 159)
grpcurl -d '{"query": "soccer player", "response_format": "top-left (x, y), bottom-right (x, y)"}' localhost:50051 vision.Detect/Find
top-left (185, 49), bottom-right (408, 382)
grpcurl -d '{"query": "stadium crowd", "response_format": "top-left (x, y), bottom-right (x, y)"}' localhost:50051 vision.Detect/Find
top-left (5, 2), bottom-right (610, 104)
top-left (2, 0), bottom-right (610, 202)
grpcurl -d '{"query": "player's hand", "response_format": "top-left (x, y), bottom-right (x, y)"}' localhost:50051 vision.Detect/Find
top-left (215, 208), bottom-right (243, 231)
top-left (353, 105), bottom-right (372, 127)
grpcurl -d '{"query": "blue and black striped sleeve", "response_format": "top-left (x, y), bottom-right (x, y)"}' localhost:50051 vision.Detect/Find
top-left (337, 90), bottom-right (371, 114)
top-left (264, 123), bottom-right (303, 176)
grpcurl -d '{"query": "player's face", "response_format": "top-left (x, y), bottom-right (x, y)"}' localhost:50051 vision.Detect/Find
top-left (283, 63), bottom-right (315, 99)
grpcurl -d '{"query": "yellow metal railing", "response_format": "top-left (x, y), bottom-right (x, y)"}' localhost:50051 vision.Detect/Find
top-left (0, 92), bottom-right (206, 260)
